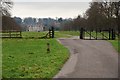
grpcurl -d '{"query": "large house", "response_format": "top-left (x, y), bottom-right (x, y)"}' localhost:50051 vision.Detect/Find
top-left (27, 22), bottom-right (44, 32)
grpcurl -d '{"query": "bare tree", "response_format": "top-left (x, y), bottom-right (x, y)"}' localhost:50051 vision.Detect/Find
top-left (61, 1), bottom-right (119, 31)
top-left (85, 1), bottom-right (119, 30)
top-left (1, 0), bottom-right (21, 31)
top-left (0, 0), bottom-right (13, 16)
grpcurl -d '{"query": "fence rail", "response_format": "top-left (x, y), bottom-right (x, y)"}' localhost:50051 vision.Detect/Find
top-left (0, 30), bottom-right (22, 38)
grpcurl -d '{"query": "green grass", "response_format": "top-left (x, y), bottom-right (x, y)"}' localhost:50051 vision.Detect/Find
top-left (2, 31), bottom-right (79, 78)
top-left (108, 40), bottom-right (119, 53)
top-left (2, 39), bottom-right (69, 78)
top-left (55, 31), bottom-right (79, 38)
top-left (22, 31), bottom-right (48, 38)
top-left (58, 31), bottom-right (79, 36)
top-left (54, 31), bottom-right (72, 38)
top-left (0, 39), bottom-right (2, 79)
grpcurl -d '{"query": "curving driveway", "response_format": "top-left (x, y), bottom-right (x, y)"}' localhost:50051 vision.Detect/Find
top-left (54, 37), bottom-right (118, 78)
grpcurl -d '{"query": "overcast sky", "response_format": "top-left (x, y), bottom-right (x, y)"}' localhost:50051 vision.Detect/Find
top-left (13, 0), bottom-right (92, 2)
top-left (11, 1), bottom-right (91, 19)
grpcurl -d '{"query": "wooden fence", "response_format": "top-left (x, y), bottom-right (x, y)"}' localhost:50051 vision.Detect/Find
top-left (0, 30), bottom-right (22, 38)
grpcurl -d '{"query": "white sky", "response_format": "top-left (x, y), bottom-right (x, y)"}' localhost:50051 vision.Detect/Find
top-left (13, 0), bottom-right (92, 2)
top-left (11, 1), bottom-right (91, 19)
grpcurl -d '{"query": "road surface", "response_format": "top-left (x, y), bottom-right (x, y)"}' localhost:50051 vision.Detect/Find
top-left (54, 38), bottom-right (118, 78)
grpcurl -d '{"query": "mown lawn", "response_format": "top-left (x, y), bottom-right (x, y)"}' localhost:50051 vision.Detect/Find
top-left (2, 39), bottom-right (69, 78)
top-left (108, 40), bottom-right (119, 53)
top-left (54, 31), bottom-right (80, 38)
top-left (22, 31), bottom-right (48, 38)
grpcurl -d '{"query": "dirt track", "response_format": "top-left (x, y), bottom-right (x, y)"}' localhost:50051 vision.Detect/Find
top-left (54, 38), bottom-right (118, 78)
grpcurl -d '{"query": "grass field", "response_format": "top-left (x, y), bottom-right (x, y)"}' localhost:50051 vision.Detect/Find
top-left (57, 31), bottom-right (80, 36)
top-left (22, 31), bottom-right (47, 38)
top-left (2, 39), bottom-right (69, 78)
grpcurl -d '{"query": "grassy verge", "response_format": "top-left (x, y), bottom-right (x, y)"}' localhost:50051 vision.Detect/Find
top-left (2, 39), bottom-right (69, 78)
top-left (108, 40), bottom-right (119, 53)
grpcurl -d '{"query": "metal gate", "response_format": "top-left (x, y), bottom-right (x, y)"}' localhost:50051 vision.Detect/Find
top-left (80, 28), bottom-right (116, 40)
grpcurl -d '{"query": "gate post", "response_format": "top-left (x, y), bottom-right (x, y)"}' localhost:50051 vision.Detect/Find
top-left (80, 28), bottom-right (84, 39)
top-left (51, 27), bottom-right (54, 38)
top-left (49, 28), bottom-right (51, 38)
top-left (90, 29), bottom-right (91, 40)
top-left (109, 28), bottom-right (111, 40)
top-left (96, 29), bottom-right (97, 40)
top-left (111, 29), bottom-right (115, 40)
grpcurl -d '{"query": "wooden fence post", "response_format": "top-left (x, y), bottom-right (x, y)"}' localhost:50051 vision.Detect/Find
top-left (20, 31), bottom-right (22, 37)
top-left (49, 29), bottom-right (51, 38)
top-left (47, 43), bottom-right (50, 53)
top-left (111, 29), bottom-right (115, 40)
top-left (90, 30), bottom-right (91, 40)
top-left (109, 28), bottom-right (111, 40)
top-left (51, 27), bottom-right (54, 38)
top-left (80, 28), bottom-right (84, 39)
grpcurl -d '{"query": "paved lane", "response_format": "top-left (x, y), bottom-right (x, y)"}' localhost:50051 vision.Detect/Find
top-left (54, 39), bottom-right (118, 78)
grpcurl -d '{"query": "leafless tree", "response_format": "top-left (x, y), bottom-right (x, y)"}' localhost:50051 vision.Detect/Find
top-left (0, 0), bottom-right (13, 16)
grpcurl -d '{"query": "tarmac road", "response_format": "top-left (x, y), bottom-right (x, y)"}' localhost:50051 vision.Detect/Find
top-left (54, 38), bottom-right (118, 78)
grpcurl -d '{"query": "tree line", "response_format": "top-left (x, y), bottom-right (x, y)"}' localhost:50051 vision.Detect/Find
top-left (62, 1), bottom-right (120, 34)
top-left (1, 0), bottom-right (120, 33)
top-left (14, 17), bottom-right (64, 31)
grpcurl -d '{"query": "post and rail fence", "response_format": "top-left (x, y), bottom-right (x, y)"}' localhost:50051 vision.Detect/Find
top-left (0, 27), bottom-right (54, 39)
top-left (0, 30), bottom-right (22, 38)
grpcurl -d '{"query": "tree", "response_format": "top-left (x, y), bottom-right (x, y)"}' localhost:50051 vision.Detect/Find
top-left (86, 2), bottom-right (107, 30)
top-left (1, 0), bottom-right (21, 31)
top-left (58, 17), bottom-right (63, 22)
top-left (0, 0), bottom-right (13, 16)
top-left (23, 17), bottom-right (37, 26)
top-left (14, 17), bottom-right (22, 25)
top-left (85, 1), bottom-right (120, 31)
top-left (2, 16), bottom-right (21, 30)
top-left (113, 1), bottom-right (120, 33)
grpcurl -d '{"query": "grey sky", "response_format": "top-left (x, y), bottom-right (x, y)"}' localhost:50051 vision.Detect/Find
top-left (11, 2), bottom-right (91, 19)
top-left (13, 0), bottom-right (120, 2)
top-left (13, 0), bottom-right (92, 2)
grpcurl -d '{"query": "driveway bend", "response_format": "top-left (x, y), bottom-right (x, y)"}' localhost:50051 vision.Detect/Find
top-left (54, 39), bottom-right (118, 78)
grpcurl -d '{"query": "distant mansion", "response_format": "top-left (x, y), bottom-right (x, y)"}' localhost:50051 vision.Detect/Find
top-left (27, 23), bottom-right (44, 32)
